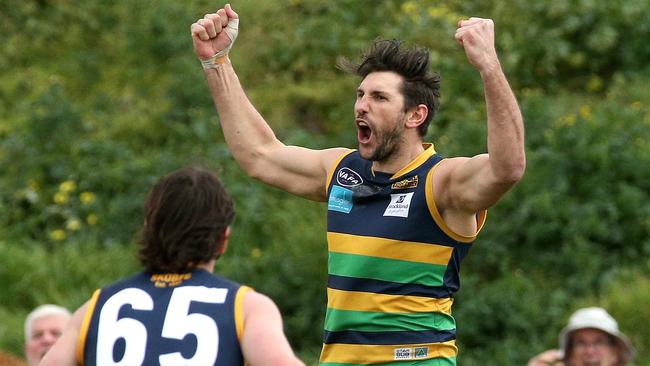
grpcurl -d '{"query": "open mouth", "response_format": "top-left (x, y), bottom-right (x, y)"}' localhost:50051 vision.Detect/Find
top-left (356, 119), bottom-right (372, 144)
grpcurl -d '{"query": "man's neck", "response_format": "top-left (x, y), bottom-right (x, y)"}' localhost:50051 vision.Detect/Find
top-left (371, 142), bottom-right (426, 175)
top-left (196, 260), bottom-right (216, 273)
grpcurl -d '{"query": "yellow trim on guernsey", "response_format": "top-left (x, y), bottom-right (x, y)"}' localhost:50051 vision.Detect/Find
top-left (325, 149), bottom-right (356, 196)
top-left (76, 289), bottom-right (101, 366)
top-left (327, 288), bottom-right (453, 314)
top-left (390, 143), bottom-right (436, 179)
top-left (425, 163), bottom-right (487, 243)
top-left (321, 339), bottom-right (457, 364)
top-left (235, 286), bottom-right (252, 343)
top-left (328, 232), bottom-right (453, 266)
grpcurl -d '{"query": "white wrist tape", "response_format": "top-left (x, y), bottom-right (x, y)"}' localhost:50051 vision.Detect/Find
top-left (200, 18), bottom-right (239, 69)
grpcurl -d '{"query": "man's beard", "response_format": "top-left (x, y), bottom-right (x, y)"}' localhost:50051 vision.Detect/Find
top-left (363, 116), bottom-right (406, 162)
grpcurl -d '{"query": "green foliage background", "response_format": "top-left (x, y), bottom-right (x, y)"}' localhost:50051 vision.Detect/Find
top-left (1, 0), bottom-right (649, 364)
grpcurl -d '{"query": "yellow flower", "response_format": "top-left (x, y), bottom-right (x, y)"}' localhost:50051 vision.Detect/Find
top-left (54, 192), bottom-right (69, 205)
top-left (251, 248), bottom-right (262, 259)
top-left (86, 214), bottom-right (99, 226)
top-left (59, 180), bottom-right (77, 193)
top-left (631, 101), bottom-right (642, 110)
top-left (427, 5), bottom-right (461, 26)
top-left (428, 6), bottom-right (444, 18)
top-left (66, 218), bottom-right (81, 231)
top-left (579, 105), bottom-right (592, 120)
top-left (80, 191), bottom-right (96, 205)
top-left (401, 1), bottom-right (418, 15)
top-left (28, 180), bottom-right (39, 190)
top-left (568, 52), bottom-right (586, 67)
top-left (561, 114), bottom-right (576, 127)
top-left (49, 229), bottom-right (66, 241)
top-left (586, 75), bottom-right (603, 93)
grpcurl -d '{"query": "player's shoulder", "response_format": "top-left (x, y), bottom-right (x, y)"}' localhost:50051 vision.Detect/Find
top-left (322, 147), bottom-right (354, 165)
top-left (242, 289), bottom-right (279, 314)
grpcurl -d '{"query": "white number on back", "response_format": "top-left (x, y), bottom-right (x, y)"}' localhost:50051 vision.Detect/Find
top-left (159, 287), bottom-right (227, 365)
top-left (96, 286), bottom-right (228, 365)
top-left (97, 288), bottom-right (152, 366)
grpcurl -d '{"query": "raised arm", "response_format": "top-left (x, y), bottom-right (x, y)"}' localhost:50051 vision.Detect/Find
top-left (240, 290), bottom-right (305, 366)
top-left (191, 4), bottom-right (347, 201)
top-left (435, 18), bottom-right (525, 217)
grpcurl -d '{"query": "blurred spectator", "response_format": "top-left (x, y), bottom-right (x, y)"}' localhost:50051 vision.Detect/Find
top-left (24, 304), bottom-right (70, 366)
top-left (528, 307), bottom-right (635, 366)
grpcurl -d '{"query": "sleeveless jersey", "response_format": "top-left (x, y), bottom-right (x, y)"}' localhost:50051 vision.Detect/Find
top-left (77, 269), bottom-right (250, 366)
top-left (321, 144), bottom-right (486, 366)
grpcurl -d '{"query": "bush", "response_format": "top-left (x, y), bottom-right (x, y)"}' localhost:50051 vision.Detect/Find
top-left (2, 1), bottom-right (650, 364)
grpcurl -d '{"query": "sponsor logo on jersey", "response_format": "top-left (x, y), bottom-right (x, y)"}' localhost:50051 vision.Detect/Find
top-left (336, 168), bottom-right (363, 187)
top-left (150, 273), bottom-right (192, 288)
top-left (394, 348), bottom-right (413, 360)
top-left (328, 185), bottom-right (353, 213)
top-left (383, 192), bottom-right (414, 218)
top-left (391, 175), bottom-right (419, 189)
top-left (392, 346), bottom-right (428, 360)
top-left (415, 346), bottom-right (429, 358)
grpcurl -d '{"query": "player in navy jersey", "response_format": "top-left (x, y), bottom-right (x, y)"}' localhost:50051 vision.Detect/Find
top-left (192, 4), bottom-right (525, 365)
top-left (40, 166), bottom-right (304, 366)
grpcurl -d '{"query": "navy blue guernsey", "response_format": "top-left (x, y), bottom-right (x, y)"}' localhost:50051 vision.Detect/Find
top-left (321, 144), bottom-right (486, 365)
top-left (78, 269), bottom-right (250, 366)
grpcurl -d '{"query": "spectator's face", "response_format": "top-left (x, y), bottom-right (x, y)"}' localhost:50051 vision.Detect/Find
top-left (25, 314), bottom-right (69, 366)
top-left (567, 328), bottom-right (619, 366)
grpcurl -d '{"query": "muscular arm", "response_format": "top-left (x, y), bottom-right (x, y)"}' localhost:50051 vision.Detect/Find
top-left (39, 301), bottom-right (89, 366)
top-left (192, 5), bottom-right (348, 201)
top-left (436, 18), bottom-right (525, 217)
top-left (241, 291), bottom-right (304, 366)
top-left (203, 61), bottom-right (348, 201)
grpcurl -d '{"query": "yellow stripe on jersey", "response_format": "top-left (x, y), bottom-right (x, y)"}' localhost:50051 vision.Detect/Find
top-left (76, 289), bottom-right (101, 365)
top-left (328, 232), bottom-right (453, 266)
top-left (320, 339), bottom-right (457, 364)
top-left (327, 288), bottom-right (453, 314)
top-left (235, 286), bottom-right (252, 343)
top-left (391, 143), bottom-right (436, 179)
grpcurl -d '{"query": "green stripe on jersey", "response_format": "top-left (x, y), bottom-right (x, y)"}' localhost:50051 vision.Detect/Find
top-left (324, 308), bottom-right (456, 332)
top-left (329, 252), bottom-right (447, 287)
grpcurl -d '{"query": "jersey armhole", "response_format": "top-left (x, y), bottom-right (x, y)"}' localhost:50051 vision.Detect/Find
top-left (76, 289), bottom-right (101, 365)
top-left (425, 162), bottom-right (488, 242)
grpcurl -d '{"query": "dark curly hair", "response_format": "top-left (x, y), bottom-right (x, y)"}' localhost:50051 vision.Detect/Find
top-left (138, 166), bottom-right (235, 273)
top-left (339, 39), bottom-right (441, 137)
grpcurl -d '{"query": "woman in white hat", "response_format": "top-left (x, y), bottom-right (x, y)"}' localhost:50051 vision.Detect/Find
top-left (528, 307), bottom-right (635, 366)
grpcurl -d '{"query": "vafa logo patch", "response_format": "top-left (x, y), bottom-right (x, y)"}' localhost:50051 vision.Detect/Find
top-left (336, 168), bottom-right (363, 187)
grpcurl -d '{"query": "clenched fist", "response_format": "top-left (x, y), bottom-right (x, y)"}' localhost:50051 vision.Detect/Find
top-left (455, 17), bottom-right (499, 73)
top-left (191, 3), bottom-right (239, 62)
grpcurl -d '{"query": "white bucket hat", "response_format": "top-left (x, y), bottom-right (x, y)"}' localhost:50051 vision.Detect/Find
top-left (559, 307), bottom-right (635, 364)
